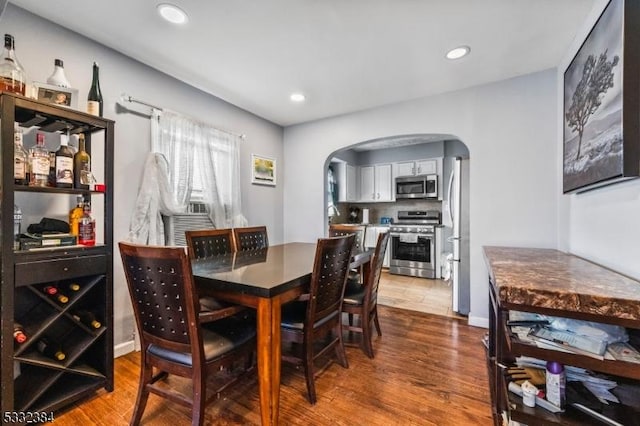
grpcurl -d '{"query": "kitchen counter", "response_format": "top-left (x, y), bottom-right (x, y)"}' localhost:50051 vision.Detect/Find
top-left (483, 246), bottom-right (640, 323)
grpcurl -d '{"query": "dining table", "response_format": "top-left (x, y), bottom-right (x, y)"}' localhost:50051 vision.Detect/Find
top-left (191, 242), bottom-right (373, 425)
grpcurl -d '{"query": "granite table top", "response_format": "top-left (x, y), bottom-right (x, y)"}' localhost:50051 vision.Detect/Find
top-left (483, 246), bottom-right (640, 324)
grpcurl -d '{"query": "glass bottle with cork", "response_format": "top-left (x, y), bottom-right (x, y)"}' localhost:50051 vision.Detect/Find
top-left (0, 33), bottom-right (26, 95)
top-left (73, 133), bottom-right (91, 189)
top-left (87, 62), bottom-right (103, 116)
top-left (29, 133), bottom-right (50, 187)
top-left (55, 133), bottom-right (74, 188)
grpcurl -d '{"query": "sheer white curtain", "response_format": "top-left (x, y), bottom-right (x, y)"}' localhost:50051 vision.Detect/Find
top-left (153, 109), bottom-right (247, 229)
top-left (128, 109), bottom-right (247, 244)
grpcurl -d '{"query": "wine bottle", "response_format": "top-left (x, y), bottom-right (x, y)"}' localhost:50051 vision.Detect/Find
top-left (13, 323), bottom-right (27, 344)
top-left (78, 201), bottom-right (95, 246)
top-left (68, 282), bottom-right (81, 292)
top-left (0, 34), bottom-right (26, 95)
top-left (42, 285), bottom-right (58, 295)
top-left (87, 62), bottom-right (103, 117)
top-left (29, 133), bottom-right (50, 187)
top-left (72, 310), bottom-right (101, 329)
top-left (73, 134), bottom-right (91, 189)
top-left (55, 134), bottom-right (74, 188)
top-left (51, 292), bottom-right (69, 304)
top-left (14, 123), bottom-right (28, 185)
top-left (36, 337), bottom-right (65, 361)
top-left (46, 58), bottom-right (71, 88)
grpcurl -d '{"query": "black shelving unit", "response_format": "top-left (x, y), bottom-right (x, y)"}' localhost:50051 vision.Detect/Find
top-left (0, 92), bottom-right (114, 418)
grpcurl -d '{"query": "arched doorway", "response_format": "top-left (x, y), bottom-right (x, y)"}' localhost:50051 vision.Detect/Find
top-left (324, 134), bottom-right (470, 317)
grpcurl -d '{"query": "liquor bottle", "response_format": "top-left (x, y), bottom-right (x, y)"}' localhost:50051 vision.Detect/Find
top-left (13, 204), bottom-right (21, 251)
top-left (14, 123), bottom-right (28, 185)
top-left (46, 58), bottom-right (71, 88)
top-left (13, 323), bottom-right (27, 344)
top-left (69, 195), bottom-right (84, 236)
top-left (47, 151), bottom-right (56, 187)
top-left (87, 62), bottom-right (103, 116)
top-left (0, 34), bottom-right (26, 95)
top-left (78, 201), bottom-right (95, 246)
top-left (55, 134), bottom-right (74, 188)
top-left (73, 134), bottom-right (91, 189)
top-left (72, 310), bottom-right (101, 329)
top-left (36, 337), bottom-right (65, 361)
top-left (29, 133), bottom-right (50, 187)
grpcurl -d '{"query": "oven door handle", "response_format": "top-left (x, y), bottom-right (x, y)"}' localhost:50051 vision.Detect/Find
top-left (389, 233), bottom-right (434, 238)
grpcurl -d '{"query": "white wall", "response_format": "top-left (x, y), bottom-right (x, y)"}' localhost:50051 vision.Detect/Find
top-left (557, 0), bottom-right (640, 280)
top-left (284, 69), bottom-right (559, 326)
top-left (2, 5), bottom-right (284, 351)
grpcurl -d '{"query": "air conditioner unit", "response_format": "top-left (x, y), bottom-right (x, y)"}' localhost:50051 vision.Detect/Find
top-left (163, 204), bottom-right (214, 246)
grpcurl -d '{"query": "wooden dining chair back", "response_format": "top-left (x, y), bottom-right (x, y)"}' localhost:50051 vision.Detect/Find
top-left (119, 242), bottom-right (256, 426)
top-left (280, 234), bottom-right (355, 404)
top-left (185, 228), bottom-right (235, 259)
top-left (328, 224), bottom-right (365, 250)
top-left (342, 231), bottom-right (390, 358)
top-left (185, 229), bottom-right (246, 323)
top-left (233, 226), bottom-right (269, 251)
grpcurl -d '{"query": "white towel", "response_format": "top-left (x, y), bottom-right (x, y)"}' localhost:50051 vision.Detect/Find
top-left (399, 233), bottom-right (419, 244)
top-left (442, 253), bottom-right (453, 284)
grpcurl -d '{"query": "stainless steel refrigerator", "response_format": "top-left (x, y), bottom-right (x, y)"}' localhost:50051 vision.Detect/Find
top-left (442, 157), bottom-right (470, 315)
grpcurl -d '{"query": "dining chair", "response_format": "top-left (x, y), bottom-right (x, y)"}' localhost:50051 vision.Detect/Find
top-left (185, 229), bottom-right (247, 323)
top-left (342, 231), bottom-right (390, 358)
top-left (233, 226), bottom-right (269, 251)
top-left (280, 234), bottom-right (355, 404)
top-left (119, 242), bottom-right (256, 426)
top-left (329, 224), bottom-right (366, 283)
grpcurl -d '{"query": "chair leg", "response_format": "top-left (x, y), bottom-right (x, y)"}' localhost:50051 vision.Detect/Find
top-left (334, 324), bottom-right (349, 369)
top-left (191, 372), bottom-right (206, 426)
top-left (304, 340), bottom-right (317, 405)
top-left (130, 360), bottom-right (153, 426)
top-left (361, 310), bottom-right (375, 359)
top-left (373, 306), bottom-right (382, 337)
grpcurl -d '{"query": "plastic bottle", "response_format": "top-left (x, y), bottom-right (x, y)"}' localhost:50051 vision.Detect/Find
top-left (545, 361), bottom-right (565, 408)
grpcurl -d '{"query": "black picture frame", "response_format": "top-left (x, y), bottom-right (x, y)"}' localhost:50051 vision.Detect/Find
top-left (563, 0), bottom-right (640, 193)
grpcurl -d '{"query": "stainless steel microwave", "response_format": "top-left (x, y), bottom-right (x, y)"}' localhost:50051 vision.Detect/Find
top-left (395, 175), bottom-right (438, 199)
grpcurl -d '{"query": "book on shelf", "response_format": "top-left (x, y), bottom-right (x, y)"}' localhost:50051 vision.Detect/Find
top-left (528, 326), bottom-right (607, 360)
top-left (606, 342), bottom-right (640, 364)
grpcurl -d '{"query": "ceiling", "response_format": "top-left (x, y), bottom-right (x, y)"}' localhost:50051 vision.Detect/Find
top-left (10, 0), bottom-right (596, 127)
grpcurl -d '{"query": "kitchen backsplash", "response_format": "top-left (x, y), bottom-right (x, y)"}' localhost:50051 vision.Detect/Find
top-left (333, 200), bottom-right (441, 224)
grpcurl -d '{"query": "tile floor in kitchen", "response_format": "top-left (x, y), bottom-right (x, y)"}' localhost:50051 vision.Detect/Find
top-left (378, 270), bottom-right (464, 318)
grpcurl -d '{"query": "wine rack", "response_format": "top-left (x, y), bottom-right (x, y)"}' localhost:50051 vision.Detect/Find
top-left (0, 92), bottom-right (114, 418)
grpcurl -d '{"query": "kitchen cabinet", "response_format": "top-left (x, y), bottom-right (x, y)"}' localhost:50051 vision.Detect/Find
top-left (484, 246), bottom-right (640, 426)
top-left (359, 164), bottom-right (392, 202)
top-left (395, 159), bottom-right (437, 177)
top-left (1, 92), bottom-right (114, 416)
top-left (333, 162), bottom-right (357, 202)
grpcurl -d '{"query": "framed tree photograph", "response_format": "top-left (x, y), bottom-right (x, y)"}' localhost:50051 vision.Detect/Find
top-left (251, 154), bottom-right (276, 186)
top-left (563, 0), bottom-right (640, 193)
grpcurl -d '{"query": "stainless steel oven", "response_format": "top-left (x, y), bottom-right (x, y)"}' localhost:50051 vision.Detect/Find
top-left (389, 210), bottom-right (440, 279)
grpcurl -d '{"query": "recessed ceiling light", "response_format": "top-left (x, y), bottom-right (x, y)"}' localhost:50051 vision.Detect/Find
top-left (446, 46), bottom-right (470, 60)
top-left (157, 3), bottom-right (188, 24)
top-left (290, 93), bottom-right (306, 103)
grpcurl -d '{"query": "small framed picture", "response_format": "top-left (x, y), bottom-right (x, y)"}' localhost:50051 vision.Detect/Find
top-left (251, 154), bottom-right (276, 186)
top-left (31, 82), bottom-right (78, 109)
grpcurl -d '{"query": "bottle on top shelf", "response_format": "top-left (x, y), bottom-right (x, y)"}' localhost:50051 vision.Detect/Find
top-left (78, 201), bottom-right (95, 246)
top-left (13, 323), bottom-right (27, 344)
top-left (72, 310), bottom-right (101, 329)
top-left (14, 123), bottom-right (28, 185)
top-left (29, 133), bottom-right (50, 187)
top-left (69, 195), bottom-right (84, 236)
top-left (0, 34), bottom-right (26, 95)
top-left (36, 337), bottom-right (65, 361)
top-left (73, 134), bottom-right (91, 189)
top-left (46, 58), bottom-right (71, 88)
top-left (55, 133), bottom-right (74, 188)
top-left (87, 62), bottom-right (103, 117)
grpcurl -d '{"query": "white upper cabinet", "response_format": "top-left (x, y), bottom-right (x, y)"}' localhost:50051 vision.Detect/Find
top-left (332, 161), bottom-right (358, 202)
top-left (395, 159), bottom-right (437, 177)
top-left (359, 164), bottom-right (392, 202)
top-left (345, 164), bottom-right (357, 201)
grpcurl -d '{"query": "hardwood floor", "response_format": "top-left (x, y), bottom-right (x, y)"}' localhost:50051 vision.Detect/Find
top-left (378, 270), bottom-right (463, 318)
top-left (52, 306), bottom-right (491, 425)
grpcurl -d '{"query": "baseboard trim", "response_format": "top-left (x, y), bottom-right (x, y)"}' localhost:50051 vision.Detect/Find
top-left (114, 340), bottom-right (136, 358)
top-left (468, 315), bottom-right (489, 329)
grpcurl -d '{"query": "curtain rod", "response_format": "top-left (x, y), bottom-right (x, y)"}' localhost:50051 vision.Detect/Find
top-left (120, 93), bottom-right (246, 139)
